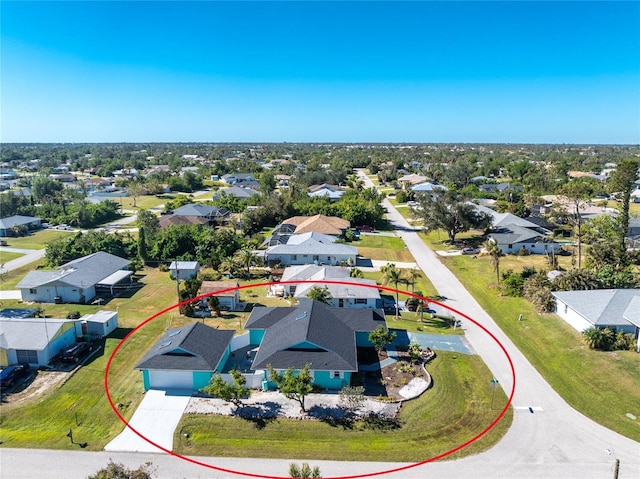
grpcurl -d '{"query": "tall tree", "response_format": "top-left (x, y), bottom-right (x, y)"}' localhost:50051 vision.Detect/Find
top-left (413, 191), bottom-right (492, 244)
top-left (233, 248), bottom-right (260, 278)
top-left (558, 178), bottom-right (596, 269)
top-left (381, 263), bottom-right (403, 319)
top-left (607, 159), bottom-right (640, 250)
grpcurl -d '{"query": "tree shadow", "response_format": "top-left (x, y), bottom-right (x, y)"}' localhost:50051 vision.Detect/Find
top-left (233, 401), bottom-right (282, 429)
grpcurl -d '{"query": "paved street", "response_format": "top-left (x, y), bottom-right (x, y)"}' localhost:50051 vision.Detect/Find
top-left (1, 177), bottom-right (638, 478)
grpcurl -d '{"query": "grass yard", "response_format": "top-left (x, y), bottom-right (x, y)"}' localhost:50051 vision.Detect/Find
top-left (0, 259), bottom-right (47, 290)
top-left (356, 234), bottom-right (415, 262)
top-left (175, 351), bottom-right (512, 462)
top-left (0, 251), bottom-right (24, 263)
top-left (420, 234), bottom-right (640, 442)
top-left (0, 229), bottom-right (70, 250)
top-left (0, 267), bottom-right (200, 450)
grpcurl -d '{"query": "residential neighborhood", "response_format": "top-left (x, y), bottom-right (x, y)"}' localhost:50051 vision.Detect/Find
top-left (0, 142), bottom-right (639, 477)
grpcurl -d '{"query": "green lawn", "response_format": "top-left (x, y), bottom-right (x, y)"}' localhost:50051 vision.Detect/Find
top-left (175, 351), bottom-right (512, 462)
top-left (420, 230), bottom-right (640, 442)
top-left (0, 263), bottom-right (511, 458)
top-left (0, 251), bottom-right (23, 263)
top-left (356, 234), bottom-right (415, 262)
top-left (0, 230), bottom-right (70, 250)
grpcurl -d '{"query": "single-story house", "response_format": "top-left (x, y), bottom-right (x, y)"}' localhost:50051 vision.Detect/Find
top-left (277, 214), bottom-right (350, 237)
top-left (170, 203), bottom-right (230, 224)
top-left (80, 310), bottom-right (118, 338)
top-left (410, 182), bottom-right (448, 196)
top-left (200, 281), bottom-right (241, 311)
top-left (307, 184), bottom-right (344, 200)
top-left (264, 232), bottom-right (357, 267)
top-left (221, 173), bottom-right (256, 185)
top-left (0, 317), bottom-right (82, 367)
top-left (215, 185), bottom-right (261, 199)
top-left (552, 289), bottom-right (640, 350)
top-left (0, 215), bottom-right (42, 237)
top-left (16, 252), bottom-right (132, 304)
top-left (486, 226), bottom-right (561, 255)
top-left (397, 174), bottom-right (428, 188)
top-left (169, 261), bottom-right (200, 280)
top-left (135, 322), bottom-right (234, 391)
top-left (273, 265), bottom-right (381, 309)
top-left (245, 299), bottom-right (387, 390)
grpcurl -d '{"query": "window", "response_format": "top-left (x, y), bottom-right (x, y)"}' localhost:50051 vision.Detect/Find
top-left (338, 299), bottom-right (344, 308)
top-left (564, 304), bottom-right (568, 314)
top-left (292, 255), bottom-right (297, 261)
top-left (355, 298), bottom-right (367, 304)
top-left (508, 244), bottom-right (513, 249)
top-left (290, 286), bottom-right (297, 294)
top-left (332, 371), bottom-right (341, 379)
top-left (29, 288), bottom-right (37, 294)
top-left (16, 349), bottom-right (38, 364)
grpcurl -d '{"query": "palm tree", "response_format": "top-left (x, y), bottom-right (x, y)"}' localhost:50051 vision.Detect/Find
top-left (404, 267), bottom-right (420, 294)
top-left (485, 240), bottom-right (502, 284)
top-left (350, 267), bottom-right (364, 278)
top-left (233, 248), bottom-right (260, 278)
top-left (218, 257), bottom-right (237, 277)
top-left (381, 263), bottom-right (403, 319)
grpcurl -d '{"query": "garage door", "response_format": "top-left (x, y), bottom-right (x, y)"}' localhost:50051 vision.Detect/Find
top-left (148, 370), bottom-right (193, 390)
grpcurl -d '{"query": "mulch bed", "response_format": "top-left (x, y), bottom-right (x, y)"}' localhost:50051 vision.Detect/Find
top-left (358, 347), bottom-right (428, 400)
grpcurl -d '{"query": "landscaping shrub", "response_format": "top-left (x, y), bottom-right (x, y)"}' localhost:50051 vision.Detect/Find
top-left (500, 269), bottom-right (525, 297)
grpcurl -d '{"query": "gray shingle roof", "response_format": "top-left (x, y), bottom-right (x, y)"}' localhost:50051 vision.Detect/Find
top-left (0, 215), bottom-right (40, 229)
top-left (489, 225), bottom-right (545, 245)
top-left (266, 237), bottom-right (356, 256)
top-left (172, 204), bottom-right (229, 218)
top-left (552, 289), bottom-right (640, 328)
top-left (247, 300), bottom-right (386, 371)
top-left (17, 252), bottom-right (130, 290)
top-left (135, 322), bottom-right (234, 371)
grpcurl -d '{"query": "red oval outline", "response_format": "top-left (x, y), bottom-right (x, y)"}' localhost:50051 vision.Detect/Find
top-left (105, 279), bottom-right (515, 479)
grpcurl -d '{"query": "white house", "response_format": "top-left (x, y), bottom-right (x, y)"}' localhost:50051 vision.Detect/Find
top-left (16, 252), bottom-right (132, 304)
top-left (264, 232), bottom-right (357, 267)
top-left (487, 226), bottom-right (561, 255)
top-left (274, 265), bottom-right (381, 309)
top-left (552, 289), bottom-right (640, 351)
top-left (200, 281), bottom-right (241, 311)
top-left (169, 261), bottom-right (200, 280)
top-left (0, 318), bottom-right (83, 367)
top-left (81, 310), bottom-right (118, 338)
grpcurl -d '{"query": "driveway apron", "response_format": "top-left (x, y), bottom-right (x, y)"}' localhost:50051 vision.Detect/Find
top-left (104, 389), bottom-right (191, 453)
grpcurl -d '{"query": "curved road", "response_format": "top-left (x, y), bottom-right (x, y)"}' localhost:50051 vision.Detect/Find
top-left (1, 176), bottom-right (638, 478)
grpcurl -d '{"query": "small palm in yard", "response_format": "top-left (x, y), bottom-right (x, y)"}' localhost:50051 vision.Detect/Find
top-left (484, 240), bottom-right (502, 284)
top-left (289, 462), bottom-right (321, 478)
top-left (233, 248), bottom-right (261, 278)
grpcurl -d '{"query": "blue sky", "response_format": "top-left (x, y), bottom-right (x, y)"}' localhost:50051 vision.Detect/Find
top-left (1, 1), bottom-right (639, 144)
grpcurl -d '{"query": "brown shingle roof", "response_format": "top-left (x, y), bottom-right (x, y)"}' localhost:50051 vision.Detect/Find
top-left (282, 214), bottom-right (350, 235)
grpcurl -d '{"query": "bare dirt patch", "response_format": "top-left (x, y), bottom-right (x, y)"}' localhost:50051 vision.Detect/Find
top-left (2, 370), bottom-right (70, 404)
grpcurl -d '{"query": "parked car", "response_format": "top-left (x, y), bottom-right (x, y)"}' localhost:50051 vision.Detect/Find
top-left (56, 224), bottom-right (71, 230)
top-left (461, 247), bottom-right (481, 255)
top-left (0, 364), bottom-right (31, 389)
top-left (356, 225), bottom-right (375, 232)
top-left (60, 342), bottom-right (92, 363)
top-left (406, 297), bottom-right (429, 312)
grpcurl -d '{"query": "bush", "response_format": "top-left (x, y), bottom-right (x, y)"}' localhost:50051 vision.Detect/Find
top-left (66, 311), bottom-right (81, 319)
top-left (613, 332), bottom-right (637, 351)
top-left (501, 270), bottom-right (525, 297)
top-left (523, 273), bottom-right (555, 312)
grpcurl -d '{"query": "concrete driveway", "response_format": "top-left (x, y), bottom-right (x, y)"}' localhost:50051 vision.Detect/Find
top-left (104, 389), bottom-right (191, 453)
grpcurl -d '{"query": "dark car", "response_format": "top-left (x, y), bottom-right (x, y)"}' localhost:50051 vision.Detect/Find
top-left (60, 342), bottom-right (92, 363)
top-left (406, 297), bottom-right (428, 312)
top-left (0, 364), bottom-right (31, 389)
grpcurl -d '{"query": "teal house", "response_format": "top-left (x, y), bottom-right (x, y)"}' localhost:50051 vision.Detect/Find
top-left (245, 299), bottom-right (386, 390)
top-left (135, 322), bottom-right (234, 392)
